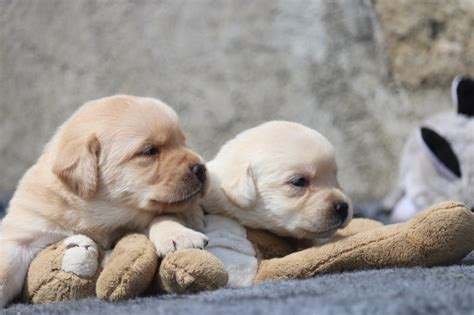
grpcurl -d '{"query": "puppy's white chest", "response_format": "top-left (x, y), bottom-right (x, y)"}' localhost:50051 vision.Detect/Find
top-left (203, 214), bottom-right (258, 288)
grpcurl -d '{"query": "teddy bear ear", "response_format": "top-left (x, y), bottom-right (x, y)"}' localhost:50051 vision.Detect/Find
top-left (451, 75), bottom-right (474, 117)
top-left (418, 127), bottom-right (462, 179)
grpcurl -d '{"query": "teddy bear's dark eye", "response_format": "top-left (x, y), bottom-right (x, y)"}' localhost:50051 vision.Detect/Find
top-left (420, 127), bottom-right (461, 178)
top-left (289, 177), bottom-right (309, 187)
top-left (141, 145), bottom-right (160, 157)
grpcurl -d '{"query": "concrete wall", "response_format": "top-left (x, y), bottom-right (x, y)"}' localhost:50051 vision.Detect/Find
top-left (1, 0), bottom-right (472, 202)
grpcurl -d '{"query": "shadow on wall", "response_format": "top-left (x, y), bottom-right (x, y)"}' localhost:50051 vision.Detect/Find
top-left (0, 192), bottom-right (12, 219)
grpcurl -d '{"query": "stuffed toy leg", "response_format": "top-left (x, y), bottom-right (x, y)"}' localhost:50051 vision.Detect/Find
top-left (23, 233), bottom-right (157, 304)
top-left (22, 235), bottom-right (102, 304)
top-left (158, 201), bottom-right (474, 292)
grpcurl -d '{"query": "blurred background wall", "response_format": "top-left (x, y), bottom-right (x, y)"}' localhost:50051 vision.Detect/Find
top-left (1, 0), bottom-right (473, 203)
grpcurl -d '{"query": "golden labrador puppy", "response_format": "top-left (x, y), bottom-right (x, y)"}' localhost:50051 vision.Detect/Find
top-left (204, 121), bottom-right (352, 238)
top-left (201, 121), bottom-right (353, 287)
top-left (0, 95), bottom-right (208, 308)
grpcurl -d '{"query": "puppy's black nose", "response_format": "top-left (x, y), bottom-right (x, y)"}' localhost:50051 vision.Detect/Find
top-left (191, 164), bottom-right (207, 184)
top-left (334, 202), bottom-right (349, 221)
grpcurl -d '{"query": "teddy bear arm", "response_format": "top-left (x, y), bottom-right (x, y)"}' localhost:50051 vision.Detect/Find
top-left (332, 218), bottom-right (384, 240)
top-left (254, 201), bottom-right (474, 282)
top-left (246, 228), bottom-right (296, 260)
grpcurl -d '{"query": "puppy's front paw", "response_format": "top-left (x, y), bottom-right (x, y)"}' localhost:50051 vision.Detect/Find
top-left (153, 229), bottom-right (209, 257)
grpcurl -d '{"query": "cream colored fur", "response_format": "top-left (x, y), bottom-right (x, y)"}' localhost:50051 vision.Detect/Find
top-left (200, 121), bottom-right (352, 286)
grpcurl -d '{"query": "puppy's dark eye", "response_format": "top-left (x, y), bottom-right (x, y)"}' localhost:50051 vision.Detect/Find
top-left (141, 146), bottom-right (160, 157)
top-left (289, 177), bottom-right (309, 187)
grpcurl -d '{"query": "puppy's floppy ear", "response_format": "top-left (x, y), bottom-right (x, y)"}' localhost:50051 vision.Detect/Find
top-left (221, 165), bottom-right (257, 209)
top-left (52, 133), bottom-right (100, 199)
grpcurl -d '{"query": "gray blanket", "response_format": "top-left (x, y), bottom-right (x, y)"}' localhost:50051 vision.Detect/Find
top-left (3, 253), bottom-right (474, 315)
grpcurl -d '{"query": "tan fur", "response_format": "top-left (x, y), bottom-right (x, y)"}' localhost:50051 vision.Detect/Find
top-left (23, 233), bottom-right (159, 304)
top-left (96, 234), bottom-right (157, 301)
top-left (22, 237), bottom-right (101, 304)
top-left (0, 95), bottom-right (208, 308)
top-left (158, 249), bottom-right (228, 294)
top-left (254, 201), bottom-right (474, 281)
top-left (246, 229), bottom-right (294, 260)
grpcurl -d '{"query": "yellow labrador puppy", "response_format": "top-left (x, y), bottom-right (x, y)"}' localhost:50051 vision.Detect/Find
top-left (201, 121), bottom-right (352, 287)
top-left (0, 95), bottom-right (208, 308)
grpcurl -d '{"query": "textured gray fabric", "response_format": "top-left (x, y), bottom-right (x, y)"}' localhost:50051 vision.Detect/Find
top-left (4, 253), bottom-right (474, 315)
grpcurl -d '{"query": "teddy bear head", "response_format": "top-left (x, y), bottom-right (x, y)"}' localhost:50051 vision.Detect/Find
top-left (403, 76), bottom-right (474, 213)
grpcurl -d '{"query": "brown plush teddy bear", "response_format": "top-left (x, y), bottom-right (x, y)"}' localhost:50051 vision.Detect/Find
top-left (23, 233), bottom-right (159, 303)
top-left (23, 201), bottom-right (474, 303)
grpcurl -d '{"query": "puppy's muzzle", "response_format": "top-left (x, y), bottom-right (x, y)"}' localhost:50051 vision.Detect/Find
top-left (190, 163), bottom-right (207, 185)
